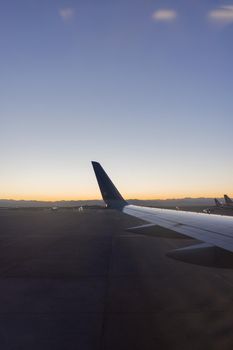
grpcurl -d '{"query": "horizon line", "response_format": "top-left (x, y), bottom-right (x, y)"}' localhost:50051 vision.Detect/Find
top-left (0, 197), bottom-right (225, 202)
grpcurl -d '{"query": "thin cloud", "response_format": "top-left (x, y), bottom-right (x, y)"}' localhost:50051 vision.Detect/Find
top-left (208, 5), bottom-right (233, 24)
top-left (59, 7), bottom-right (75, 22)
top-left (152, 9), bottom-right (177, 22)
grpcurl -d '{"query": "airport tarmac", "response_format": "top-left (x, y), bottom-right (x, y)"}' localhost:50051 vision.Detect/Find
top-left (1, 209), bottom-right (233, 349)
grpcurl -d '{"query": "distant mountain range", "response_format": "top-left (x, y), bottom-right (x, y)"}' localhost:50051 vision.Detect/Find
top-left (0, 199), bottom-right (102, 208)
top-left (0, 198), bottom-right (219, 208)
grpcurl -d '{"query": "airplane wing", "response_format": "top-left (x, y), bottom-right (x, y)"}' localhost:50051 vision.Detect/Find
top-left (92, 161), bottom-right (233, 267)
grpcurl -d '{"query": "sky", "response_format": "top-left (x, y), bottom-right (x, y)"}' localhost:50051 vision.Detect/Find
top-left (1, 0), bottom-right (233, 200)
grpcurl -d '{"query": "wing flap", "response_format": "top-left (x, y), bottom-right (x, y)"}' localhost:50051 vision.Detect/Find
top-left (167, 242), bottom-right (233, 268)
top-left (126, 224), bottom-right (188, 238)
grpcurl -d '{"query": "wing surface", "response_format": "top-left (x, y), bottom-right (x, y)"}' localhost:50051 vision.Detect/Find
top-left (123, 205), bottom-right (233, 253)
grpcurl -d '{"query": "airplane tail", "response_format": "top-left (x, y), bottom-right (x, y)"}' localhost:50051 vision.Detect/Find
top-left (224, 194), bottom-right (233, 205)
top-left (92, 161), bottom-right (128, 209)
top-left (214, 198), bottom-right (222, 207)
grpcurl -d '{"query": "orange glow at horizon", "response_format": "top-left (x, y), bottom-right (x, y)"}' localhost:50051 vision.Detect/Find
top-left (1, 190), bottom-right (233, 201)
top-left (1, 165), bottom-right (233, 202)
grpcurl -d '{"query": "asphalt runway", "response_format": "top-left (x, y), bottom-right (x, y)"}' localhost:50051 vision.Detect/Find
top-left (1, 209), bottom-right (233, 350)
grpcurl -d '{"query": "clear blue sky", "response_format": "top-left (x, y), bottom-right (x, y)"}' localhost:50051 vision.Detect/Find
top-left (1, 0), bottom-right (233, 200)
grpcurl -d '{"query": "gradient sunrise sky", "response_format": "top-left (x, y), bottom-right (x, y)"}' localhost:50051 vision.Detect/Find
top-left (1, 0), bottom-right (233, 200)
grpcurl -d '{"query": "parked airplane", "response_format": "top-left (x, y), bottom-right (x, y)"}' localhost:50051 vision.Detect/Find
top-left (214, 198), bottom-right (223, 207)
top-left (92, 161), bottom-right (233, 268)
top-left (224, 194), bottom-right (233, 207)
top-left (205, 196), bottom-right (233, 212)
top-left (203, 198), bottom-right (223, 213)
top-left (211, 196), bottom-right (233, 211)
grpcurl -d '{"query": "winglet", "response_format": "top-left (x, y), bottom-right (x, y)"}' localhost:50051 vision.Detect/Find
top-left (92, 161), bottom-right (128, 209)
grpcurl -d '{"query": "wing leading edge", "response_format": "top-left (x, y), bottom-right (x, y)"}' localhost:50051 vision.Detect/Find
top-left (92, 161), bottom-right (233, 267)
